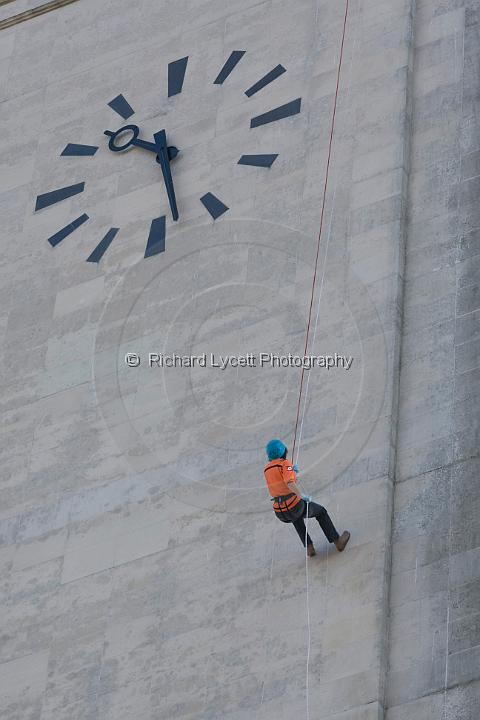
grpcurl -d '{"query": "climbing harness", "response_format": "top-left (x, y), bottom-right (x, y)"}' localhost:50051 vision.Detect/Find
top-left (271, 493), bottom-right (305, 522)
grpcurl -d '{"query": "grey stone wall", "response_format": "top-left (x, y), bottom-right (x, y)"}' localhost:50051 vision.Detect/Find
top-left (386, 2), bottom-right (480, 718)
top-left (0, 1), bottom-right (478, 719)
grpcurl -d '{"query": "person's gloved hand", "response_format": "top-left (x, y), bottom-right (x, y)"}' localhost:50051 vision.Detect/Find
top-left (301, 493), bottom-right (313, 503)
top-left (293, 464), bottom-right (299, 473)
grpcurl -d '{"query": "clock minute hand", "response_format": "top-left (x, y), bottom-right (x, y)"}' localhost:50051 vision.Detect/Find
top-left (154, 130), bottom-right (179, 222)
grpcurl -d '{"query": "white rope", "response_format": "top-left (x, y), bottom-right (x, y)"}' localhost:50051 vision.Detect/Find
top-left (294, 6), bottom-right (358, 718)
top-left (304, 499), bottom-right (311, 720)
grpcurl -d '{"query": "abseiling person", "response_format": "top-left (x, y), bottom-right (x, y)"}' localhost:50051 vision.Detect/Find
top-left (264, 439), bottom-right (350, 557)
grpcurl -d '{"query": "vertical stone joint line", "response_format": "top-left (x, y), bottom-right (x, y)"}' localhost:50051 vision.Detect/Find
top-left (382, 0), bottom-right (420, 716)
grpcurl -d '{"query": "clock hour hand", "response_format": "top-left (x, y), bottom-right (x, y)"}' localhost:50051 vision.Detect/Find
top-left (134, 137), bottom-right (179, 160)
top-left (154, 130), bottom-right (179, 222)
top-left (103, 127), bottom-right (179, 159)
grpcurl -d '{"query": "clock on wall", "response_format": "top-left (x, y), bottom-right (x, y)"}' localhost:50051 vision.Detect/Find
top-left (34, 51), bottom-right (302, 262)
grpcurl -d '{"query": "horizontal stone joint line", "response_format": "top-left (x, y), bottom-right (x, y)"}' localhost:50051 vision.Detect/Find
top-left (0, 0), bottom-right (80, 31)
top-left (394, 452), bottom-right (479, 485)
top-left (387, 676), bottom-right (480, 712)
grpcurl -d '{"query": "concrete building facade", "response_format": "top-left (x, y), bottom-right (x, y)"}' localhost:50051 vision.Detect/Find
top-left (0, 0), bottom-right (478, 718)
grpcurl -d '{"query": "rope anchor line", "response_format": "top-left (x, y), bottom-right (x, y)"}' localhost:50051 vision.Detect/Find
top-left (292, 0), bottom-right (351, 465)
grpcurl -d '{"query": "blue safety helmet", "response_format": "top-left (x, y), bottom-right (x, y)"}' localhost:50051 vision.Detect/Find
top-left (266, 439), bottom-right (287, 460)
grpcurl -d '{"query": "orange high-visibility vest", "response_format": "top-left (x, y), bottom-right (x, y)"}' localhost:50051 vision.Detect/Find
top-left (264, 458), bottom-right (302, 512)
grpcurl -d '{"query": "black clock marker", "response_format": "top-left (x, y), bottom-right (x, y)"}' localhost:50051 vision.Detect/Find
top-left (108, 94), bottom-right (135, 120)
top-left (61, 144), bottom-right (99, 157)
top-left (47, 214), bottom-right (89, 247)
top-left (214, 51), bottom-right (246, 84)
top-left (144, 216), bottom-right (166, 258)
top-left (250, 98), bottom-right (301, 128)
top-left (35, 182), bottom-right (85, 211)
top-left (200, 192), bottom-right (229, 219)
top-left (245, 65), bottom-right (286, 97)
top-left (168, 57), bottom-right (188, 97)
top-left (86, 227), bottom-right (119, 263)
top-left (238, 154), bottom-right (278, 168)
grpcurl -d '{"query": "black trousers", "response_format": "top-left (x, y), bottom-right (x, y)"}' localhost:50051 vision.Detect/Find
top-left (292, 501), bottom-right (339, 546)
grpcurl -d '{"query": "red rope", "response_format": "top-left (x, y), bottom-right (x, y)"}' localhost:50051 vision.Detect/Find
top-left (292, 0), bottom-right (350, 462)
